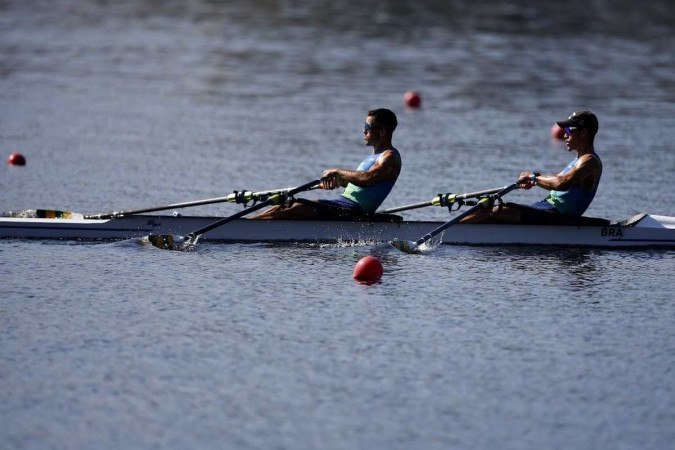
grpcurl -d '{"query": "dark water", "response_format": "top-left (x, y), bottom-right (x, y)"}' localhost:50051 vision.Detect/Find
top-left (1, 1), bottom-right (675, 449)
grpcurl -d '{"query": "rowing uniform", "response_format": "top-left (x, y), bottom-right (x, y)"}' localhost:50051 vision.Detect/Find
top-left (530, 155), bottom-right (602, 216)
top-left (318, 150), bottom-right (398, 214)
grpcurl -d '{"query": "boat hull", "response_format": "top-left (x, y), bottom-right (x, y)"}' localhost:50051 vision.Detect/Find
top-left (1, 214), bottom-right (674, 248)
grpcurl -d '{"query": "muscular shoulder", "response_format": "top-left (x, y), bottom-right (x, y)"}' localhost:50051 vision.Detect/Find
top-left (576, 153), bottom-right (602, 172)
top-left (379, 148), bottom-right (401, 164)
top-left (571, 153), bottom-right (602, 190)
top-left (371, 148), bottom-right (402, 179)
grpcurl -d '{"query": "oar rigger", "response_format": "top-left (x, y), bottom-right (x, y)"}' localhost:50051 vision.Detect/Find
top-left (432, 193), bottom-right (483, 212)
top-left (390, 182), bottom-right (519, 254)
top-left (378, 185), bottom-right (508, 215)
top-left (27, 184), bottom-right (322, 221)
top-left (146, 178), bottom-right (323, 251)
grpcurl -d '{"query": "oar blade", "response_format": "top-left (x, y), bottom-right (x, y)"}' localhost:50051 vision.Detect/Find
top-left (390, 239), bottom-right (420, 254)
top-left (145, 234), bottom-right (195, 251)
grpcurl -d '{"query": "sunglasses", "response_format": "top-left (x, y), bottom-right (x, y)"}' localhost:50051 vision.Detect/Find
top-left (564, 126), bottom-right (579, 135)
top-left (364, 122), bottom-right (380, 132)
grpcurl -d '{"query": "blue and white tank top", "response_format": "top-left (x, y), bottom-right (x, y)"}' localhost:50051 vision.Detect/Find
top-left (546, 155), bottom-right (601, 216)
top-left (341, 151), bottom-right (398, 213)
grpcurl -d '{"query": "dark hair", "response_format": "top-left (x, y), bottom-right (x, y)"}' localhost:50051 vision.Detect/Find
top-left (368, 108), bottom-right (397, 132)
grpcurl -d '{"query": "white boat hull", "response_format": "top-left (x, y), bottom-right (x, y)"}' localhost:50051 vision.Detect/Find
top-left (1, 213), bottom-right (674, 248)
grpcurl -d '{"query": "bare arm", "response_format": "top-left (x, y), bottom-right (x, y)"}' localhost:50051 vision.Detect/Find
top-left (321, 149), bottom-right (401, 189)
top-left (519, 154), bottom-right (601, 191)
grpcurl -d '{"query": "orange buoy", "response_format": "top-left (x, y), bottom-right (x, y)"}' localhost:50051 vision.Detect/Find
top-left (7, 152), bottom-right (26, 166)
top-left (404, 91), bottom-right (421, 108)
top-left (551, 123), bottom-right (565, 140)
top-left (353, 256), bottom-right (384, 282)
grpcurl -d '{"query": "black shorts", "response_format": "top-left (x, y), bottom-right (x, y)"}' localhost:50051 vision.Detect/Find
top-left (317, 197), bottom-right (363, 212)
top-left (529, 199), bottom-right (559, 212)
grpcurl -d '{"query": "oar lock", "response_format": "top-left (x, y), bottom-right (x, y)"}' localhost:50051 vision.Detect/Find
top-left (230, 190), bottom-right (256, 206)
top-left (432, 192), bottom-right (505, 212)
top-left (230, 190), bottom-right (296, 207)
top-left (432, 193), bottom-right (477, 212)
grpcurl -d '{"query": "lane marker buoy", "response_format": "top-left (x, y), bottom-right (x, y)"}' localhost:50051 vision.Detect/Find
top-left (353, 256), bottom-right (384, 282)
top-left (551, 124), bottom-right (565, 140)
top-left (7, 152), bottom-right (26, 166)
top-left (404, 91), bottom-right (421, 109)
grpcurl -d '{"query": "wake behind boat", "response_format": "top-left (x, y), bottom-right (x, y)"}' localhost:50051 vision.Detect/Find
top-left (1, 212), bottom-right (674, 248)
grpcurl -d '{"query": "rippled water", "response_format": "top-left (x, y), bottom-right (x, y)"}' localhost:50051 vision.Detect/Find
top-left (2, 1), bottom-right (675, 449)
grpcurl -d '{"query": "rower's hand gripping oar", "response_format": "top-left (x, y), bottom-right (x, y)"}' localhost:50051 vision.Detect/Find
top-left (146, 179), bottom-right (322, 251)
top-left (378, 186), bottom-right (509, 214)
top-left (390, 182), bottom-right (519, 254)
top-left (29, 185), bottom-right (321, 220)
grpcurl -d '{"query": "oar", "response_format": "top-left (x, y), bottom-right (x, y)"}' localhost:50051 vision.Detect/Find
top-left (390, 182), bottom-right (519, 253)
top-left (146, 179), bottom-right (322, 251)
top-left (32, 185), bottom-right (320, 220)
top-left (379, 186), bottom-right (508, 214)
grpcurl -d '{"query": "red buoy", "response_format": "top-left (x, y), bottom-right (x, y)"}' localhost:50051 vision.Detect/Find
top-left (404, 91), bottom-right (421, 109)
top-left (353, 256), bottom-right (384, 282)
top-left (551, 123), bottom-right (565, 140)
top-left (7, 152), bottom-right (26, 166)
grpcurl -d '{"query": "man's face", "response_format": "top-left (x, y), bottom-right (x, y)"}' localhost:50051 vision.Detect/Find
top-left (363, 116), bottom-right (381, 146)
top-left (563, 126), bottom-right (585, 151)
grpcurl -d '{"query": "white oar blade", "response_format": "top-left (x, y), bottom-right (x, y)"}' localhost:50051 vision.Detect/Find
top-left (144, 234), bottom-right (194, 251)
top-left (390, 239), bottom-right (420, 254)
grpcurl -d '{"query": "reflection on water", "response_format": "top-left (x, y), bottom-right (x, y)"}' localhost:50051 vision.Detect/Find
top-left (503, 247), bottom-right (603, 292)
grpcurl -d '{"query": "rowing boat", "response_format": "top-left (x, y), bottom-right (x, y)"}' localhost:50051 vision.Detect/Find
top-left (1, 212), bottom-right (674, 248)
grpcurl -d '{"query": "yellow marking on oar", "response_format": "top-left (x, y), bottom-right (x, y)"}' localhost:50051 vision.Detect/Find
top-left (268, 193), bottom-right (283, 205)
top-left (477, 197), bottom-right (490, 207)
top-left (431, 194), bottom-right (458, 207)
